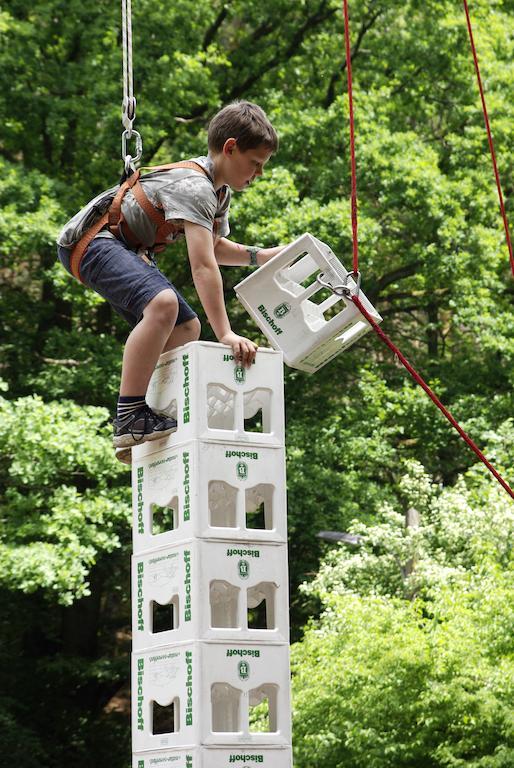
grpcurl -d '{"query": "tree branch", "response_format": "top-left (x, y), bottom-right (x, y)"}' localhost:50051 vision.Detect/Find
top-left (225, 2), bottom-right (339, 101)
top-left (370, 260), bottom-right (423, 303)
top-left (323, 7), bottom-right (383, 107)
top-left (203, 5), bottom-right (229, 50)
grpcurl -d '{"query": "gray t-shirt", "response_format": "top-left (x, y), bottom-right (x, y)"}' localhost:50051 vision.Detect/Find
top-left (57, 155), bottom-right (231, 249)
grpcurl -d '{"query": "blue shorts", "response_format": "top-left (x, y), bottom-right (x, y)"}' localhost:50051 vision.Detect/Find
top-left (57, 237), bottom-right (197, 328)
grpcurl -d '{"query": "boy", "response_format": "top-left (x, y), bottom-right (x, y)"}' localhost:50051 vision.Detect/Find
top-left (57, 101), bottom-right (283, 463)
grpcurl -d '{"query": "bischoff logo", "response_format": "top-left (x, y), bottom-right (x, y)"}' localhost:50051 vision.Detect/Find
top-left (137, 467), bottom-right (144, 534)
top-left (237, 461), bottom-right (248, 481)
top-left (182, 354), bottom-right (190, 423)
top-left (185, 650), bottom-right (193, 725)
top-left (183, 451), bottom-right (190, 522)
top-left (184, 549), bottom-right (191, 621)
top-left (257, 304), bottom-right (283, 336)
top-left (226, 648), bottom-right (260, 658)
top-left (224, 353), bottom-right (255, 367)
top-left (137, 658), bottom-right (144, 730)
top-left (226, 548), bottom-right (260, 558)
top-left (234, 365), bottom-right (246, 384)
top-left (137, 561), bottom-right (144, 631)
top-left (238, 660), bottom-right (250, 680)
top-left (229, 756), bottom-right (264, 764)
top-left (238, 559), bottom-right (250, 580)
top-left (226, 450), bottom-right (258, 460)
top-left (274, 301), bottom-right (291, 319)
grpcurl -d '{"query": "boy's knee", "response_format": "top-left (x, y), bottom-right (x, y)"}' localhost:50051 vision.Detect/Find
top-left (145, 290), bottom-right (179, 325)
top-left (181, 317), bottom-right (201, 341)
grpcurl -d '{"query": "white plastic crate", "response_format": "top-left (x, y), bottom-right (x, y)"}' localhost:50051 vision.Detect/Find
top-left (132, 440), bottom-right (287, 553)
top-left (132, 540), bottom-right (289, 650)
top-left (132, 642), bottom-right (291, 751)
top-left (132, 746), bottom-right (292, 767)
top-left (143, 342), bottom-right (284, 448)
top-left (235, 233), bottom-right (382, 373)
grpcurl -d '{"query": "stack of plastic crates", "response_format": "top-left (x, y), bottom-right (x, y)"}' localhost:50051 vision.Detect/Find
top-left (131, 341), bottom-right (293, 768)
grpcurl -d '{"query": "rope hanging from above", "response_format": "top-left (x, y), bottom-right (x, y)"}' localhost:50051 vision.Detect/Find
top-left (340, 0), bottom-right (514, 501)
top-left (121, 0), bottom-right (142, 171)
top-left (342, 0), bottom-right (359, 279)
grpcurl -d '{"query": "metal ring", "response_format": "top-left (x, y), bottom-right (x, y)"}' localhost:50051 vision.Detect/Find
top-left (121, 129), bottom-right (143, 164)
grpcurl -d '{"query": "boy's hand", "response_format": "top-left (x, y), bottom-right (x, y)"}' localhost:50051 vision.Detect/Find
top-left (220, 331), bottom-right (258, 367)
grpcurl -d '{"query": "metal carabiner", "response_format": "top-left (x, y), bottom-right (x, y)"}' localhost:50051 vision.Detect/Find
top-left (316, 272), bottom-right (349, 297)
top-left (122, 128), bottom-right (143, 165)
top-left (316, 269), bottom-right (361, 298)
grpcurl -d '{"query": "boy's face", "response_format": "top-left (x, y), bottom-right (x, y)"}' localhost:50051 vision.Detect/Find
top-left (222, 140), bottom-right (273, 191)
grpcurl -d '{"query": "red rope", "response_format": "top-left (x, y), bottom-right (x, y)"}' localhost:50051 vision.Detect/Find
top-left (339, 1), bottom-right (513, 500)
top-left (463, 0), bottom-right (514, 276)
top-left (342, 0), bottom-right (359, 275)
top-left (352, 295), bottom-right (514, 500)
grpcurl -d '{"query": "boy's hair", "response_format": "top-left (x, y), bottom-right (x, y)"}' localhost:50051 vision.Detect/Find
top-left (208, 101), bottom-right (279, 154)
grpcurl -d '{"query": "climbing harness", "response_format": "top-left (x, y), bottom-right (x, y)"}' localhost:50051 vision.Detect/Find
top-left (69, 161), bottom-right (211, 282)
top-left (333, 0), bottom-right (514, 500)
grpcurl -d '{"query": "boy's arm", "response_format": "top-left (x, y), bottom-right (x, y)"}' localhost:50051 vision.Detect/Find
top-left (214, 237), bottom-right (285, 266)
top-left (184, 221), bottom-right (257, 365)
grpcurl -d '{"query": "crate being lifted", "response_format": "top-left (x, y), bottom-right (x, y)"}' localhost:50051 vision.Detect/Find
top-left (235, 233), bottom-right (382, 373)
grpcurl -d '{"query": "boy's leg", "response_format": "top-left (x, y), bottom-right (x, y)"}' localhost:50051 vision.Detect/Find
top-left (162, 316), bottom-right (201, 352)
top-left (115, 310), bottom-right (200, 462)
top-left (114, 310), bottom-right (198, 463)
top-left (70, 237), bottom-right (197, 449)
top-left (120, 289), bottom-right (179, 394)
top-left (114, 287), bottom-right (181, 448)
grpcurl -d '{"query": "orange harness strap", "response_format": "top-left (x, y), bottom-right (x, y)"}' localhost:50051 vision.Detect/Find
top-left (69, 161), bottom-right (210, 282)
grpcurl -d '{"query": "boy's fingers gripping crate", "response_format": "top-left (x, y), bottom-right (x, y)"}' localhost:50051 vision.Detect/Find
top-left (132, 746), bottom-right (293, 767)
top-left (132, 642), bottom-right (292, 751)
top-left (132, 540), bottom-right (290, 649)
top-left (132, 440), bottom-right (288, 553)
top-left (234, 233), bottom-right (382, 374)
top-left (142, 342), bottom-right (284, 448)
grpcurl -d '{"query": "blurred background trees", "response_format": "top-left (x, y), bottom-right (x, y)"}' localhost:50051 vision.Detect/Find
top-left (0, 0), bottom-right (512, 764)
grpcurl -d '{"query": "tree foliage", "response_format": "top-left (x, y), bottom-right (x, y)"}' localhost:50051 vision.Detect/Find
top-left (293, 462), bottom-right (514, 767)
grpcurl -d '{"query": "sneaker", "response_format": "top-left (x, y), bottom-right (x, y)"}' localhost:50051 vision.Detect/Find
top-left (115, 446), bottom-right (132, 465)
top-left (113, 405), bottom-right (177, 448)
